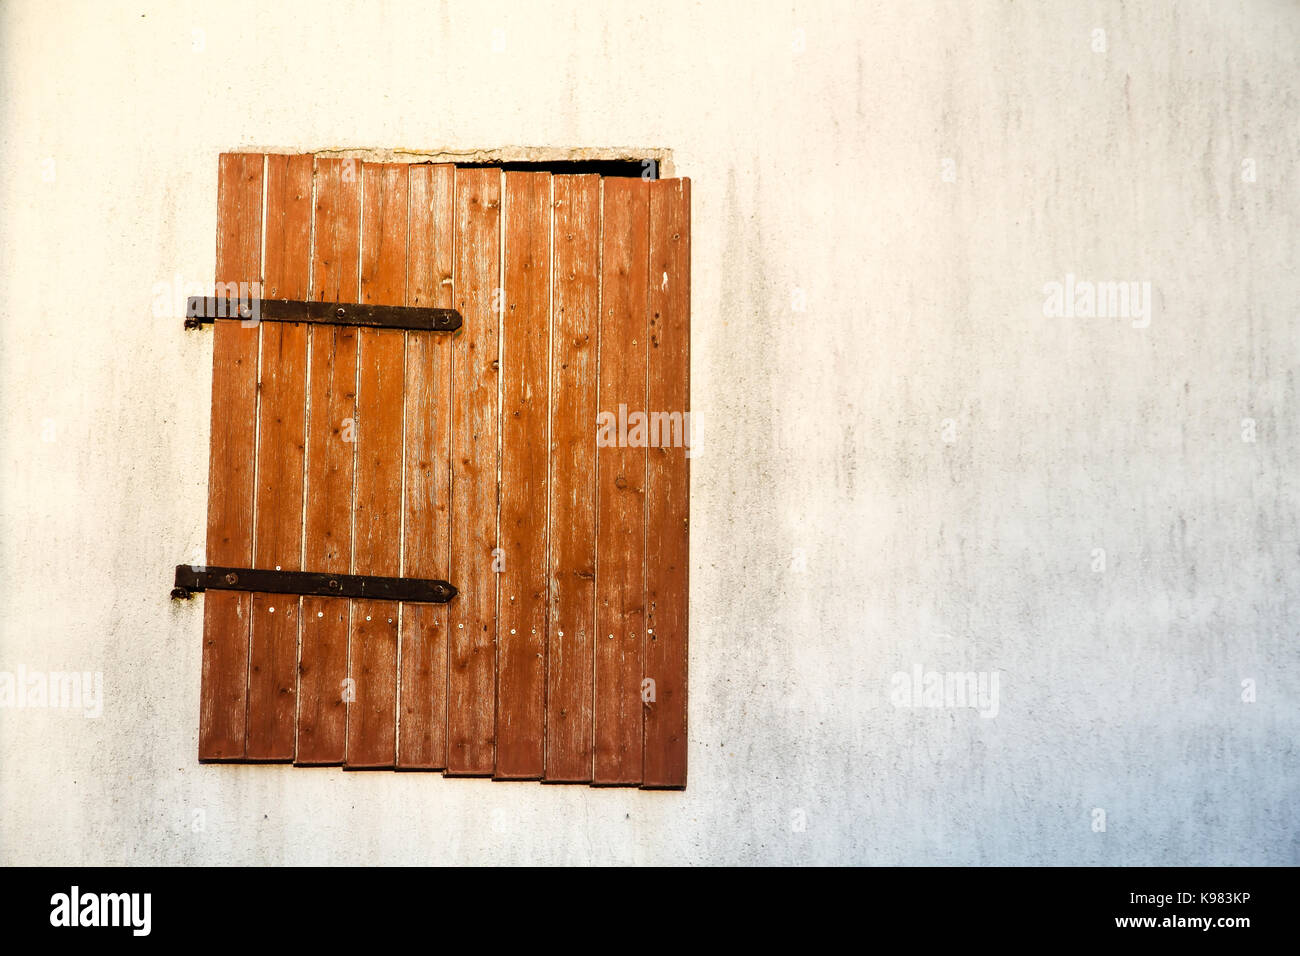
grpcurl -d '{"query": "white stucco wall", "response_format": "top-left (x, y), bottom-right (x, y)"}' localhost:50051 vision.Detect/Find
top-left (1, 0), bottom-right (1296, 865)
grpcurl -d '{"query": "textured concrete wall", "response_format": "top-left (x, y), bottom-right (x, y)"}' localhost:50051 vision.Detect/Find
top-left (1, 0), bottom-right (1296, 865)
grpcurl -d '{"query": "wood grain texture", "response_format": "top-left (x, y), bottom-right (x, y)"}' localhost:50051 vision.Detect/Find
top-left (199, 152), bottom-right (263, 761)
top-left (398, 163), bottom-right (454, 769)
top-left (447, 167), bottom-right (501, 775)
top-left (496, 171), bottom-right (551, 779)
top-left (297, 157), bottom-right (361, 765)
top-left (593, 177), bottom-right (649, 785)
top-left (545, 174), bottom-right (600, 782)
top-left (642, 178), bottom-right (691, 788)
top-left (200, 159), bottom-right (689, 788)
top-left (247, 153), bottom-right (311, 761)
top-left (345, 162), bottom-right (407, 769)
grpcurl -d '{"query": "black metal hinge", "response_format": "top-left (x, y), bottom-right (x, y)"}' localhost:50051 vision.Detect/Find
top-left (183, 296), bottom-right (462, 333)
top-left (172, 566), bottom-right (457, 604)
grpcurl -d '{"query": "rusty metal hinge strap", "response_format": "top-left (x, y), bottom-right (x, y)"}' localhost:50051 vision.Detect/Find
top-left (171, 566), bottom-right (458, 604)
top-left (183, 297), bottom-right (462, 333)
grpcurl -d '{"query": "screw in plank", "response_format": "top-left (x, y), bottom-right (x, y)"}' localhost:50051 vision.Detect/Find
top-left (224, 572), bottom-right (238, 585)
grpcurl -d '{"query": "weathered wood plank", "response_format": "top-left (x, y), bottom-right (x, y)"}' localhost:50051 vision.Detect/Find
top-left (345, 162), bottom-right (406, 769)
top-left (247, 152), bottom-right (312, 761)
top-left (545, 174), bottom-right (600, 782)
top-left (297, 157), bottom-right (361, 765)
top-left (447, 167), bottom-right (501, 776)
top-left (496, 170), bottom-right (551, 779)
top-left (642, 178), bottom-right (690, 789)
top-left (398, 163), bottom-right (455, 769)
top-left (593, 177), bottom-right (649, 785)
top-left (199, 152), bottom-right (264, 761)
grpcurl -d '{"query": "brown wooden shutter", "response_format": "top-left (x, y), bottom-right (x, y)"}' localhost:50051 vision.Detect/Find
top-left (187, 153), bottom-right (689, 789)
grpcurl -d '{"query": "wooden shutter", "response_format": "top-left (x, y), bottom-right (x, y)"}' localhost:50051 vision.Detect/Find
top-left (190, 153), bottom-right (689, 788)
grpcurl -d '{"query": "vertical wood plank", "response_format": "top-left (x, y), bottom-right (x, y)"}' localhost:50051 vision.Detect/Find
top-left (593, 177), bottom-right (649, 785)
top-left (398, 163), bottom-right (454, 769)
top-left (545, 174), bottom-right (600, 782)
top-left (448, 167), bottom-right (501, 775)
top-left (297, 157), bottom-right (361, 765)
top-left (345, 162), bottom-right (407, 768)
top-left (199, 152), bottom-right (263, 761)
top-left (496, 171), bottom-right (551, 779)
top-left (643, 178), bottom-right (691, 788)
top-left (246, 153), bottom-right (312, 761)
